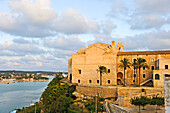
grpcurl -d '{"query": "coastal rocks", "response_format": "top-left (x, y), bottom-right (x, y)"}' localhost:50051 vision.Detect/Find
top-left (73, 91), bottom-right (93, 101)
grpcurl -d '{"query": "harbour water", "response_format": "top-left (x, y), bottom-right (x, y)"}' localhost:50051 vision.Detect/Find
top-left (0, 77), bottom-right (54, 113)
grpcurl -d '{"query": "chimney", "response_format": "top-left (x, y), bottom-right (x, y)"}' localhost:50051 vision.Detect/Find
top-left (111, 41), bottom-right (115, 46)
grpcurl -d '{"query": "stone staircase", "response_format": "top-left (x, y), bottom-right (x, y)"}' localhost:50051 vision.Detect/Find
top-left (140, 77), bottom-right (153, 86)
top-left (120, 78), bottom-right (129, 86)
top-left (103, 101), bottom-right (130, 113)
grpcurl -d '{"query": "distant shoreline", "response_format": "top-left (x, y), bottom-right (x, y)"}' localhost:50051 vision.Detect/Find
top-left (0, 76), bottom-right (56, 84)
top-left (0, 80), bottom-right (49, 84)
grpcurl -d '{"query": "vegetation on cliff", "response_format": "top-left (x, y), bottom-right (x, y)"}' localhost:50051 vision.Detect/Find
top-left (17, 73), bottom-right (76, 113)
top-left (41, 74), bottom-right (76, 112)
top-left (17, 73), bottom-right (104, 113)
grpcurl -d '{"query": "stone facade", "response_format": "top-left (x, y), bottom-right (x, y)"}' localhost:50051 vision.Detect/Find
top-left (68, 41), bottom-right (170, 87)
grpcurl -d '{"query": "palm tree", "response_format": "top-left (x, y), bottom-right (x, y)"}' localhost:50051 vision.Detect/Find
top-left (97, 66), bottom-right (107, 85)
top-left (119, 58), bottom-right (131, 86)
top-left (132, 60), bottom-right (137, 85)
top-left (136, 58), bottom-right (149, 86)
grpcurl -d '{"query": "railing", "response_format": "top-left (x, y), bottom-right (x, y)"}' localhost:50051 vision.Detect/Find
top-left (107, 103), bottom-right (130, 113)
top-left (120, 78), bottom-right (129, 86)
top-left (103, 101), bottom-right (111, 113)
top-left (140, 77), bottom-right (153, 86)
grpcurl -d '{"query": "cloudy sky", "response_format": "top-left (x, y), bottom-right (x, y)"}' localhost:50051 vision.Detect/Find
top-left (0, 0), bottom-right (170, 71)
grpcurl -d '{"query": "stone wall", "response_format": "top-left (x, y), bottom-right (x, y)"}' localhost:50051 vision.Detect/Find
top-left (76, 85), bottom-right (117, 98)
top-left (117, 87), bottom-right (164, 107)
top-left (76, 85), bottom-right (164, 107)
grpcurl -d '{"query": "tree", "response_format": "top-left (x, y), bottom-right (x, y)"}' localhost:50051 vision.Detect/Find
top-left (140, 96), bottom-right (150, 110)
top-left (156, 97), bottom-right (164, 110)
top-left (97, 66), bottom-right (107, 85)
top-left (119, 58), bottom-right (131, 86)
top-left (84, 99), bottom-right (103, 113)
top-left (136, 58), bottom-right (149, 86)
top-left (131, 97), bottom-right (142, 112)
top-left (150, 95), bottom-right (164, 113)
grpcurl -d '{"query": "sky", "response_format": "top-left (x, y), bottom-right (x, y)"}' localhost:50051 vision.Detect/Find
top-left (0, 0), bottom-right (170, 71)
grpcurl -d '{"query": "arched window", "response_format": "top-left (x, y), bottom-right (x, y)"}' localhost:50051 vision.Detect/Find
top-left (117, 72), bottom-right (123, 78)
top-left (155, 74), bottom-right (160, 80)
top-left (151, 58), bottom-right (154, 63)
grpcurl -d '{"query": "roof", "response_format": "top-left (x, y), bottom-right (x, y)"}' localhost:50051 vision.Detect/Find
top-left (88, 42), bottom-right (110, 48)
top-left (117, 50), bottom-right (170, 55)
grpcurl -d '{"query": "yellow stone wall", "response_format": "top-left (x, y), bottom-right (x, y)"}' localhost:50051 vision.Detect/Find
top-left (68, 41), bottom-right (170, 87)
top-left (153, 57), bottom-right (170, 87)
top-left (117, 54), bottom-right (166, 85)
top-left (71, 42), bottom-right (118, 86)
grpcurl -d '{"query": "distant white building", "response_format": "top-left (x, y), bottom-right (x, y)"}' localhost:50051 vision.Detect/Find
top-left (62, 72), bottom-right (68, 78)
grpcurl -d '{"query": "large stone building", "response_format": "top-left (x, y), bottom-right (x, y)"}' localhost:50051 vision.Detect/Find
top-left (68, 41), bottom-right (170, 88)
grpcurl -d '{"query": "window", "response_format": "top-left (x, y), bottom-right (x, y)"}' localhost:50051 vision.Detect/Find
top-left (97, 80), bottom-right (99, 83)
top-left (146, 54), bottom-right (148, 56)
top-left (143, 67), bottom-right (145, 70)
top-left (142, 89), bottom-right (145, 92)
top-left (165, 65), bottom-right (168, 69)
top-left (108, 69), bottom-right (110, 73)
top-left (78, 80), bottom-right (80, 83)
top-left (119, 47), bottom-right (121, 50)
top-left (151, 66), bottom-right (154, 70)
top-left (78, 70), bottom-right (81, 74)
top-left (133, 80), bottom-right (135, 82)
top-left (143, 74), bottom-right (145, 78)
top-left (137, 55), bottom-right (139, 56)
top-left (155, 74), bottom-right (160, 80)
top-left (134, 74), bottom-right (136, 77)
top-left (151, 58), bottom-right (154, 63)
top-left (89, 80), bottom-right (92, 83)
top-left (108, 80), bottom-right (110, 84)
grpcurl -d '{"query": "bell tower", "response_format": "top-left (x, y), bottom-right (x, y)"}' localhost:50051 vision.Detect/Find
top-left (117, 42), bottom-right (123, 52)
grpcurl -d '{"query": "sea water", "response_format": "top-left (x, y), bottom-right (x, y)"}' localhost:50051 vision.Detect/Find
top-left (0, 77), bottom-right (54, 113)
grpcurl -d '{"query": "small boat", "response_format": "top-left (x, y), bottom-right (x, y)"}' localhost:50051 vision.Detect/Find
top-left (10, 109), bottom-right (18, 113)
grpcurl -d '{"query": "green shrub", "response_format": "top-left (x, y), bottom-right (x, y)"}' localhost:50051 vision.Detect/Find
top-left (99, 98), bottom-right (104, 101)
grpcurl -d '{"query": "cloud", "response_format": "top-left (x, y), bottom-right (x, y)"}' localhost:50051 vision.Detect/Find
top-left (43, 35), bottom-right (86, 50)
top-left (9, 0), bottom-right (57, 24)
top-left (129, 14), bottom-right (167, 29)
top-left (53, 8), bottom-right (100, 34)
top-left (89, 30), bottom-right (170, 50)
top-left (136, 0), bottom-right (170, 14)
top-left (0, 36), bottom-right (86, 70)
top-left (109, 0), bottom-right (129, 18)
top-left (109, 0), bottom-right (170, 30)
top-left (0, 0), bottom-right (100, 37)
top-left (101, 19), bottom-right (117, 34)
top-left (0, 50), bottom-right (19, 56)
top-left (0, 55), bottom-right (67, 71)
top-left (121, 31), bottom-right (170, 50)
top-left (13, 38), bottom-right (38, 44)
top-left (0, 40), bottom-right (44, 56)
